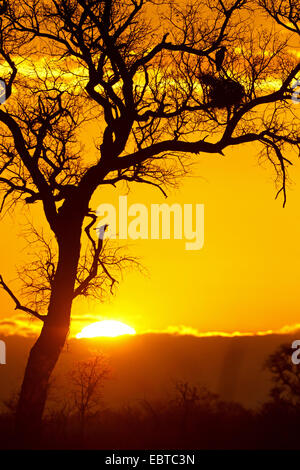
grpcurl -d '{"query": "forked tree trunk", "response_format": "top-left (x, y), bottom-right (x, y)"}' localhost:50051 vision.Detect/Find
top-left (15, 213), bottom-right (84, 446)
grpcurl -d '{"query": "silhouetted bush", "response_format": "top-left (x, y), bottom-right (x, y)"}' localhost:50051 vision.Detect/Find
top-left (1, 344), bottom-right (300, 450)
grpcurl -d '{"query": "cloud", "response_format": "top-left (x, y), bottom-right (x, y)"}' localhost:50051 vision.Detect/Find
top-left (0, 314), bottom-right (41, 337)
top-left (144, 323), bottom-right (300, 338)
top-left (0, 312), bottom-right (110, 338)
top-left (1, 313), bottom-right (300, 340)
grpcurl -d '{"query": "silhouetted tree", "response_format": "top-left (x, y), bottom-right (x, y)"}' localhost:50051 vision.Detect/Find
top-left (0, 0), bottom-right (298, 442)
top-left (69, 355), bottom-right (110, 439)
top-left (264, 343), bottom-right (300, 407)
top-left (259, 0), bottom-right (299, 34)
top-left (174, 380), bottom-right (219, 431)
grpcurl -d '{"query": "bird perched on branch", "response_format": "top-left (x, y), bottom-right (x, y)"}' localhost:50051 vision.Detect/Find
top-left (215, 46), bottom-right (227, 71)
top-left (96, 224), bottom-right (109, 242)
top-left (0, 1), bottom-right (7, 15)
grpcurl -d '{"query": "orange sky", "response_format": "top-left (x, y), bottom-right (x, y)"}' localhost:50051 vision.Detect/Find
top-left (2, 139), bottom-right (300, 338)
top-left (0, 2), bottom-right (300, 339)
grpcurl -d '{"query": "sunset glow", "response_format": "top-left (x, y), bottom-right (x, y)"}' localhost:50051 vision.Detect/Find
top-left (76, 320), bottom-right (136, 338)
top-left (0, 0), bottom-right (300, 452)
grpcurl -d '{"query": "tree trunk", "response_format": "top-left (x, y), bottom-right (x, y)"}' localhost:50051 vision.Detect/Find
top-left (79, 408), bottom-right (86, 444)
top-left (15, 211), bottom-right (84, 447)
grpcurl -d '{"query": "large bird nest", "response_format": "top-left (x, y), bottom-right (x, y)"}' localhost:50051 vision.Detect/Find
top-left (200, 74), bottom-right (245, 109)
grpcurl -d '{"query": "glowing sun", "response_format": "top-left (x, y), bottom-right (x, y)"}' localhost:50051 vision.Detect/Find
top-left (76, 320), bottom-right (136, 338)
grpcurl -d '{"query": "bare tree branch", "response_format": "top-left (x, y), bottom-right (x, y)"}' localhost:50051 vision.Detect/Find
top-left (0, 274), bottom-right (46, 322)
